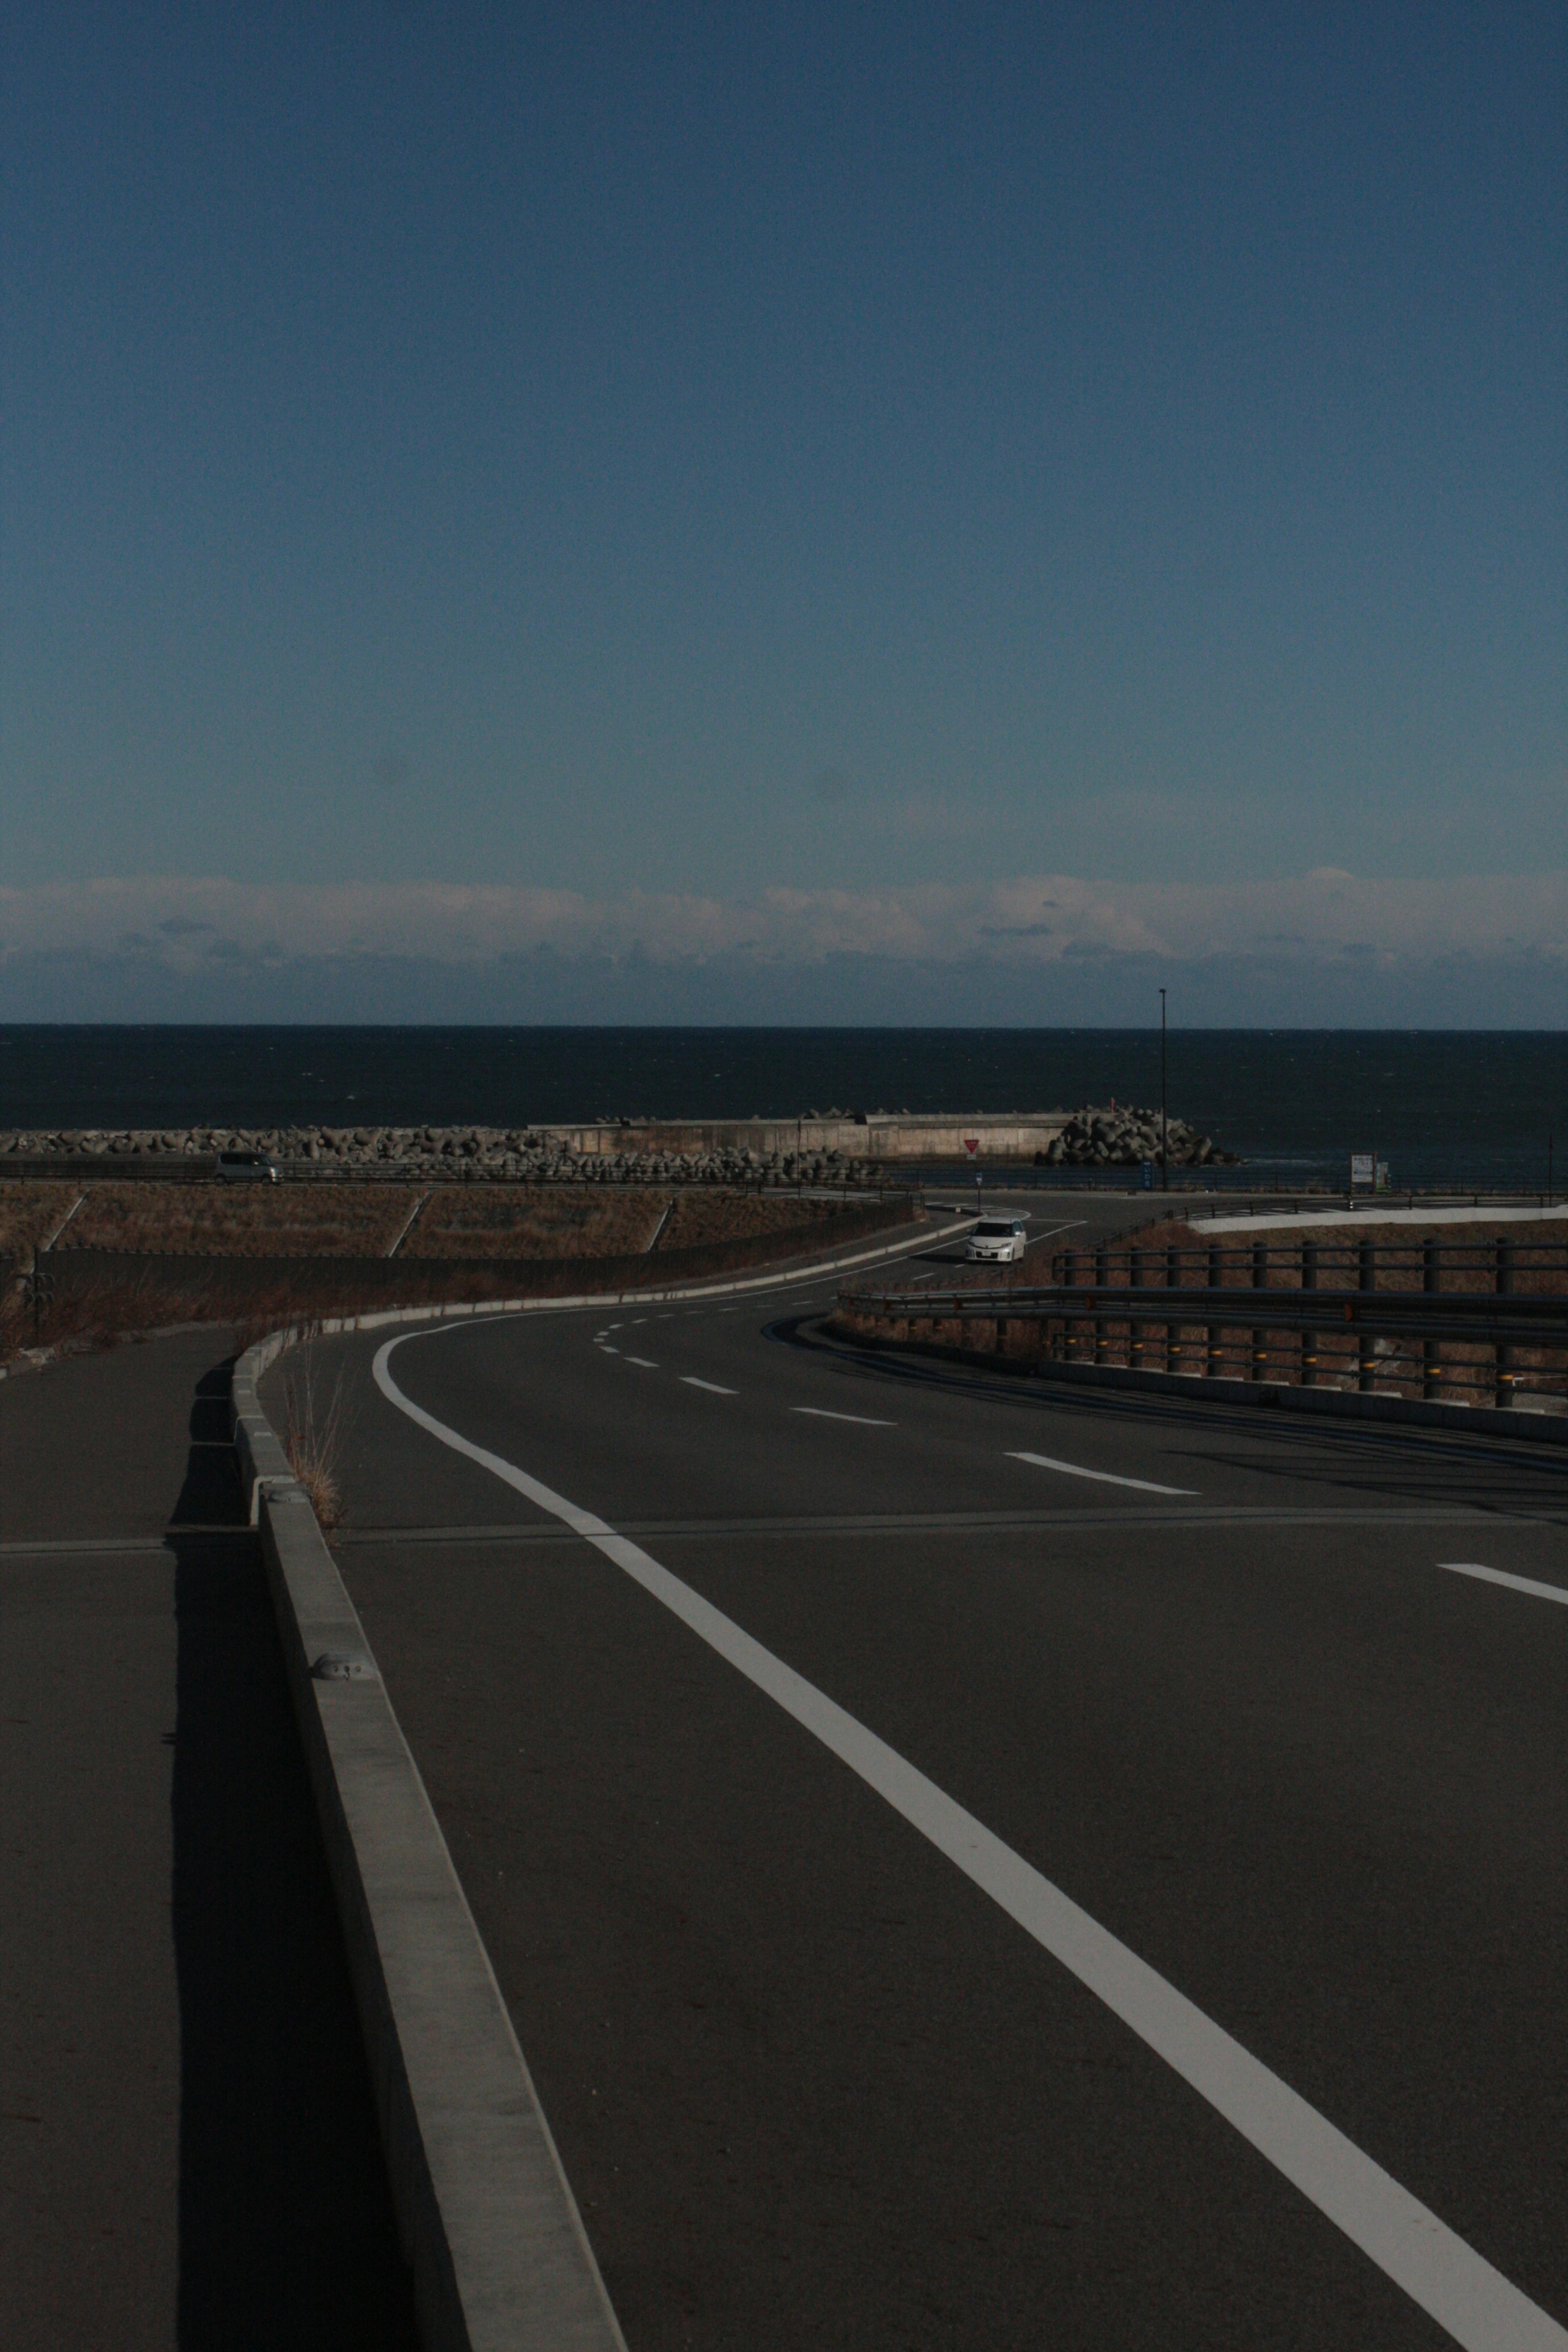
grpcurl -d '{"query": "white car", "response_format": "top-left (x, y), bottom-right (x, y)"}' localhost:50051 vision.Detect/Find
top-left (965, 1216), bottom-right (1028, 1263)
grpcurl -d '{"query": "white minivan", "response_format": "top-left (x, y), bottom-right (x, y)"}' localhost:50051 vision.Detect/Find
top-left (965, 1216), bottom-right (1028, 1263)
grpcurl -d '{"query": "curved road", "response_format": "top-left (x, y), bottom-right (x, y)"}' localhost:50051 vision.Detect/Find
top-left (269, 1208), bottom-right (1568, 2351)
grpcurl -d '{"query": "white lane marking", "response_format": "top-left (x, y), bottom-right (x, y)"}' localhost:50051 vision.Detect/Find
top-left (793, 1407), bottom-right (896, 1427)
top-left (682, 1376), bottom-right (738, 1396)
top-left (1009, 1451), bottom-right (1196, 1497)
top-left (372, 1331), bottom-right (1568, 2352)
top-left (1437, 1562), bottom-right (1568, 1607)
top-left (599, 1345), bottom-right (619, 1355)
top-left (624, 1356), bottom-right (660, 1369)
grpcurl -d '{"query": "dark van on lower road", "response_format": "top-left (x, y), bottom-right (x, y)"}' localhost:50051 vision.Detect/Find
top-left (216, 1149), bottom-right (279, 1183)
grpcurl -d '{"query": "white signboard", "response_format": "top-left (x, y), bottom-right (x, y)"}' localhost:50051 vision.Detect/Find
top-left (1350, 1153), bottom-right (1374, 1189)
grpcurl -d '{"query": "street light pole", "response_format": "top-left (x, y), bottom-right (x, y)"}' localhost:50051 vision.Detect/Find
top-left (1159, 987), bottom-right (1168, 1194)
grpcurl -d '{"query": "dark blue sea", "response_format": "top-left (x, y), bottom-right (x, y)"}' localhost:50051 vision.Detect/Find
top-left (2, 1027), bottom-right (1565, 1193)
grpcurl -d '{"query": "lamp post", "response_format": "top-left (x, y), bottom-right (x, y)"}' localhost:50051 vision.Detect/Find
top-left (1159, 988), bottom-right (1168, 1194)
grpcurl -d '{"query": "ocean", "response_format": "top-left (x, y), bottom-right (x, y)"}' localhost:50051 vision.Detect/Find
top-left (2, 1027), bottom-right (1565, 1192)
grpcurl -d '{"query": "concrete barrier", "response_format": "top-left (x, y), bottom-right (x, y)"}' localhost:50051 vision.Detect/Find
top-left (232, 1339), bottom-right (626, 2352)
top-left (225, 1214), bottom-right (954, 2345)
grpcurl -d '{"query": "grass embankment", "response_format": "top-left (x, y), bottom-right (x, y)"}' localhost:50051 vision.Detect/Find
top-left (1, 1177), bottom-right (896, 1367)
top-left (31, 1179), bottom-right (855, 1261)
top-left (0, 1184), bottom-right (84, 1256)
top-left (61, 1182), bottom-right (409, 1255)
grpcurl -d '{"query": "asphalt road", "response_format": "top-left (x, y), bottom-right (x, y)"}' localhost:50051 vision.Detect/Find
top-left (267, 1200), bottom-right (1568, 2351)
top-left (0, 1329), bottom-right (418, 2351)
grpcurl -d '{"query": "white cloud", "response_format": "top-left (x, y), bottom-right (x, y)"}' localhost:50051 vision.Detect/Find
top-left (2, 870), bottom-right (1566, 974)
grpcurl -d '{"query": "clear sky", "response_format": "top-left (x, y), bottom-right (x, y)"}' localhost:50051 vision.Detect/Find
top-left (3, 2), bottom-right (1564, 1018)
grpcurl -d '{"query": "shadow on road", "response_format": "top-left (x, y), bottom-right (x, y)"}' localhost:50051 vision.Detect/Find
top-left (168, 1359), bottom-right (418, 2350)
top-left (771, 1313), bottom-right (1568, 1515)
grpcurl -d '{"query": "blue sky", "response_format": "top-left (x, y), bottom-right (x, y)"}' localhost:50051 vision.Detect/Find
top-left (3, 2), bottom-right (1564, 1017)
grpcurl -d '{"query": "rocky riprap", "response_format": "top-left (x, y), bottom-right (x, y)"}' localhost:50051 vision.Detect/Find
top-left (1037, 1105), bottom-right (1236, 1169)
top-left (0, 1125), bottom-right (881, 1187)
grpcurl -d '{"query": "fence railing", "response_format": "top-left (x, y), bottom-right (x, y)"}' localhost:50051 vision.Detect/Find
top-left (1051, 1238), bottom-right (1568, 1292)
top-left (837, 1269), bottom-right (1568, 1410)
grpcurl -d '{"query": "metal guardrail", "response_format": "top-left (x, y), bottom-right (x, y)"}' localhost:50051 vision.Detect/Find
top-left (838, 1281), bottom-right (1568, 1407)
top-left (846, 1283), bottom-right (1568, 1337)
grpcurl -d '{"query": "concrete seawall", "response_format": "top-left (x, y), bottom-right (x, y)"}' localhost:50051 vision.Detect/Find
top-left (550, 1114), bottom-right (1072, 1161)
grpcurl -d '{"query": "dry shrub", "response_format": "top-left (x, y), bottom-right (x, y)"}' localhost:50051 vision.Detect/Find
top-left (280, 1349), bottom-right (350, 1530)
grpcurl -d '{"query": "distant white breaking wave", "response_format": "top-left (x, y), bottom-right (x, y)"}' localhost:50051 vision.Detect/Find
top-left (2, 870), bottom-right (1567, 973)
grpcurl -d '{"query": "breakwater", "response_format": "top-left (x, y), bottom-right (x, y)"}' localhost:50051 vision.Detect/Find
top-left (0, 1103), bottom-right (1233, 1176)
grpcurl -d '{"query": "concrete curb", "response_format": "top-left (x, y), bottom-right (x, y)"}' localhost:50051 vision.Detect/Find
top-left (223, 1218), bottom-right (956, 2343)
top-left (232, 1336), bottom-right (627, 2352)
top-left (832, 1327), bottom-right (1568, 1447)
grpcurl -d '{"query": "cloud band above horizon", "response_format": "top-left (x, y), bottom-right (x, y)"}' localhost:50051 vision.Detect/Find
top-left (1, 873), bottom-right (1564, 1028)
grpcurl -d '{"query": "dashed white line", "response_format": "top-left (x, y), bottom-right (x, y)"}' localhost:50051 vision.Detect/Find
top-left (372, 1328), bottom-right (1568, 2352)
top-left (624, 1356), bottom-right (660, 1369)
top-left (793, 1407), bottom-right (896, 1428)
top-left (1008, 1451), bottom-right (1196, 1497)
top-left (682, 1377), bottom-right (738, 1396)
top-left (1437, 1561), bottom-right (1568, 1606)
top-left (599, 1345), bottom-right (620, 1355)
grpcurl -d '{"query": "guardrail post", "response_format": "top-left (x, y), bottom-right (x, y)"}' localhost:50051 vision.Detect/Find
top-left (1061, 1250), bottom-right (1076, 1361)
top-left (1423, 1239), bottom-right (1441, 1399)
top-left (1094, 1245), bottom-right (1108, 1365)
top-left (1358, 1240), bottom-right (1377, 1392)
top-left (1130, 1248), bottom-right (1145, 1368)
top-left (1495, 1239), bottom-right (1515, 1406)
top-left (1206, 1245), bottom-right (1223, 1377)
top-left (1301, 1241), bottom-right (1317, 1386)
top-left (1251, 1242), bottom-right (1267, 1380)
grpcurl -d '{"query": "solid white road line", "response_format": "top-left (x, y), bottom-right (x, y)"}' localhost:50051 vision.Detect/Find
top-left (793, 1407), bottom-right (896, 1427)
top-left (682, 1377), bottom-right (738, 1395)
top-left (1009, 1450), bottom-right (1197, 1497)
top-left (371, 1330), bottom-right (1567, 2352)
top-left (1437, 1562), bottom-right (1568, 1607)
top-left (624, 1356), bottom-right (660, 1369)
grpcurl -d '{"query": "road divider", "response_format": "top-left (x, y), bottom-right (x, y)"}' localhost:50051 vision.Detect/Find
top-left (232, 1333), bottom-right (626, 2352)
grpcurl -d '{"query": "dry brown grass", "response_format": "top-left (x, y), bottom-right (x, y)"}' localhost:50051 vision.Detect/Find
top-left (0, 1183), bottom-right (83, 1255)
top-left (403, 1183), bottom-right (842, 1258)
top-left (65, 1181), bottom-right (410, 1256)
top-left (656, 1191), bottom-right (842, 1249)
top-left (279, 1348), bottom-right (350, 1529)
top-left (404, 1184), bottom-right (669, 1258)
top-left (4, 1174), bottom-right (866, 1268)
